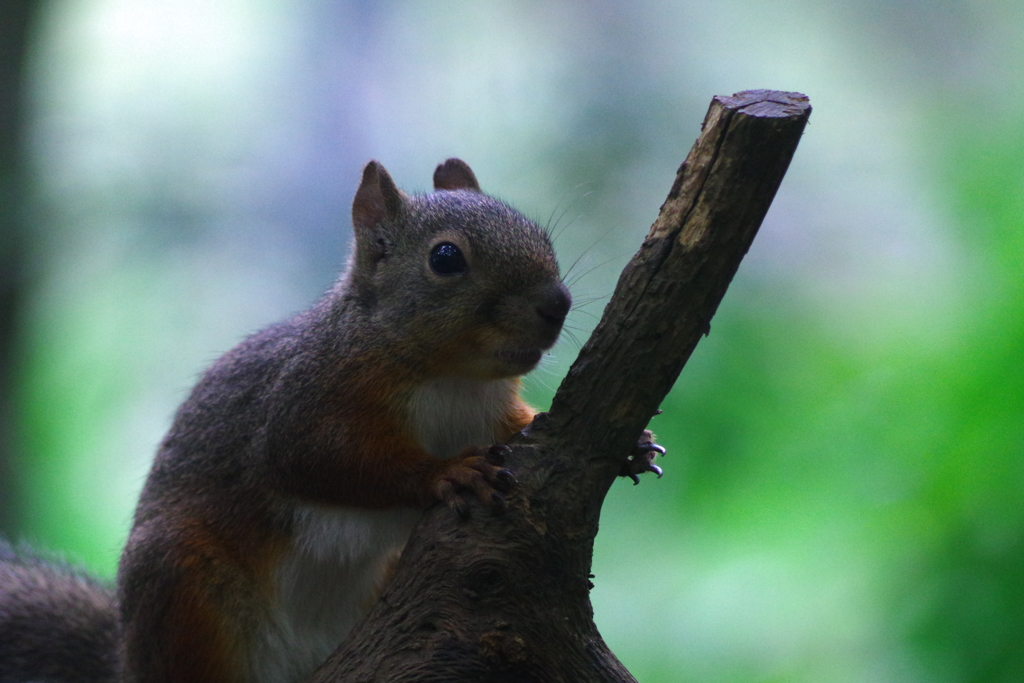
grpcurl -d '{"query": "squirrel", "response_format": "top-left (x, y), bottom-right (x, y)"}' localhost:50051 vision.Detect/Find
top-left (0, 158), bottom-right (664, 683)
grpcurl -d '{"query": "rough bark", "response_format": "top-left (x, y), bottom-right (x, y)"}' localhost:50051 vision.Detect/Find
top-left (312, 90), bottom-right (812, 682)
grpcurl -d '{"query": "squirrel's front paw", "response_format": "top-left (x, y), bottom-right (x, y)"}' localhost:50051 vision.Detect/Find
top-left (433, 445), bottom-right (517, 519)
top-left (620, 430), bottom-right (666, 485)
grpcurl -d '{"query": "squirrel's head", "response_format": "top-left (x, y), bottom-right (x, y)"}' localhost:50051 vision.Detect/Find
top-left (343, 158), bottom-right (571, 381)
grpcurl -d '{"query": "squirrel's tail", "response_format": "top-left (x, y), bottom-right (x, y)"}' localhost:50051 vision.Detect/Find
top-left (0, 540), bottom-right (119, 683)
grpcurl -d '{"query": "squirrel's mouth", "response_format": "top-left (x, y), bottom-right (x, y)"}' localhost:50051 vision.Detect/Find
top-left (494, 347), bottom-right (544, 370)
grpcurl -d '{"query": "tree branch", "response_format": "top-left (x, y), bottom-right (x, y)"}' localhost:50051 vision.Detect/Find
top-left (312, 89), bottom-right (811, 682)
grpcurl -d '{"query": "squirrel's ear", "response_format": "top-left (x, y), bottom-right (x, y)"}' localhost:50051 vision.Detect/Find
top-left (353, 161), bottom-right (405, 231)
top-left (433, 158), bottom-right (481, 193)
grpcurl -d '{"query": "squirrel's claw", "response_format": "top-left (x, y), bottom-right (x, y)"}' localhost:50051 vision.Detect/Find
top-left (619, 430), bottom-right (666, 484)
top-left (638, 443), bottom-right (666, 456)
top-left (485, 444), bottom-right (511, 466)
top-left (493, 469), bottom-right (517, 493)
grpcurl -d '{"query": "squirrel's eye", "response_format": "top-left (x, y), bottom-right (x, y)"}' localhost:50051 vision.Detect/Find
top-left (429, 242), bottom-right (468, 276)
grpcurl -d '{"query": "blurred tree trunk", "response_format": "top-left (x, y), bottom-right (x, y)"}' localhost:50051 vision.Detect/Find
top-left (312, 91), bottom-right (811, 682)
top-left (0, 0), bottom-right (38, 535)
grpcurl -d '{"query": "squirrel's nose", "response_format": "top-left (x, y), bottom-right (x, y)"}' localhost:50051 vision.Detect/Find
top-left (536, 282), bottom-right (572, 327)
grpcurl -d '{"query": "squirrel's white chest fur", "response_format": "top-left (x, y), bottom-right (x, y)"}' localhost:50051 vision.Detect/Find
top-left (253, 376), bottom-right (518, 683)
top-left (409, 375), bottom-right (519, 459)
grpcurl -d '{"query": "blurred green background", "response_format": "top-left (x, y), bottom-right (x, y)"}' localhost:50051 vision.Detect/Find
top-left (1, 0), bottom-right (1022, 681)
